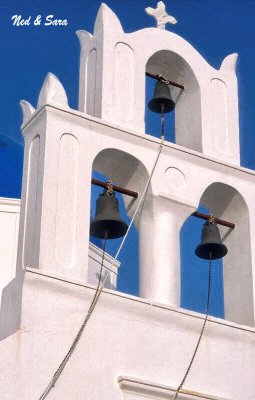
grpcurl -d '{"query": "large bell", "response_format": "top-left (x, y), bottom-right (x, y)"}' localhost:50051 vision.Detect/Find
top-left (148, 81), bottom-right (175, 113)
top-left (90, 191), bottom-right (128, 239)
top-left (195, 220), bottom-right (228, 260)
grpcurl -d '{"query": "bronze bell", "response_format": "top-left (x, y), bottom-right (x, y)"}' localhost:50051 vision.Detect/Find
top-left (148, 81), bottom-right (175, 113)
top-left (90, 191), bottom-right (128, 239)
top-left (195, 220), bottom-right (228, 260)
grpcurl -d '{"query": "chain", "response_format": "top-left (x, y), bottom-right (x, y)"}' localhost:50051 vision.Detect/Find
top-left (158, 74), bottom-right (171, 86)
top-left (38, 239), bottom-right (107, 400)
top-left (105, 179), bottom-right (114, 196)
top-left (171, 254), bottom-right (213, 400)
top-left (38, 118), bottom-right (167, 399)
top-left (208, 213), bottom-right (216, 224)
top-left (160, 104), bottom-right (165, 139)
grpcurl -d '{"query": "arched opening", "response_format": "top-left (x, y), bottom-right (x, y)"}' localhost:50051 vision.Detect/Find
top-left (181, 205), bottom-right (224, 318)
top-left (181, 182), bottom-right (254, 326)
top-left (145, 74), bottom-right (175, 142)
top-left (90, 148), bottom-right (149, 297)
top-left (145, 50), bottom-right (202, 151)
top-left (201, 182), bottom-right (253, 326)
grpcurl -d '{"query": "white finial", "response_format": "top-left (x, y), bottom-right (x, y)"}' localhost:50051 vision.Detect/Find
top-left (145, 1), bottom-right (177, 29)
top-left (37, 73), bottom-right (69, 108)
top-left (20, 100), bottom-right (35, 126)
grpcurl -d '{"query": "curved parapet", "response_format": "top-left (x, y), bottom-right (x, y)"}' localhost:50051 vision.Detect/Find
top-left (37, 72), bottom-right (69, 109)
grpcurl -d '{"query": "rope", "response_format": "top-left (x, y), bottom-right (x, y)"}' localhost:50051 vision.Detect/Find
top-left (38, 130), bottom-right (165, 399)
top-left (103, 111), bottom-right (165, 280)
top-left (170, 254), bottom-right (213, 400)
top-left (38, 239), bottom-right (107, 400)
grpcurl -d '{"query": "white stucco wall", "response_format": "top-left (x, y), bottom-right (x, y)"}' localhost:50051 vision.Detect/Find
top-left (0, 271), bottom-right (254, 400)
top-left (0, 197), bottom-right (119, 340)
top-left (77, 4), bottom-right (240, 164)
top-left (0, 198), bottom-right (20, 295)
top-left (18, 103), bottom-right (255, 326)
top-left (0, 198), bottom-right (119, 293)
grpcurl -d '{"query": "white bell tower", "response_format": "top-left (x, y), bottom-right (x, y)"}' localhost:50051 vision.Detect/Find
top-left (16, 2), bottom-right (255, 326)
top-left (78, 3), bottom-right (240, 163)
top-left (1, 3), bottom-right (255, 399)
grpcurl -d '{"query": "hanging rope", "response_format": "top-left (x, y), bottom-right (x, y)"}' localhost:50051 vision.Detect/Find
top-left (103, 111), bottom-right (165, 277)
top-left (161, 104), bottom-right (165, 139)
top-left (38, 238), bottom-right (107, 400)
top-left (38, 130), bottom-right (165, 399)
top-left (170, 254), bottom-right (213, 400)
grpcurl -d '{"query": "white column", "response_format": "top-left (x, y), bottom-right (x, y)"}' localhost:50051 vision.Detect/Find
top-left (139, 200), bottom-right (194, 307)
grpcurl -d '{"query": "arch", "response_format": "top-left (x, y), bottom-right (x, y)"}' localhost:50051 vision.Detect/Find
top-left (90, 148), bottom-right (150, 297)
top-left (181, 182), bottom-right (254, 326)
top-left (200, 182), bottom-right (253, 326)
top-left (145, 49), bottom-right (202, 151)
top-left (145, 74), bottom-right (175, 143)
top-left (92, 147), bottom-right (150, 220)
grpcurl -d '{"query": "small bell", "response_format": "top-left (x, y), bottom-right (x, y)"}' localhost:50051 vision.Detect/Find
top-left (90, 187), bottom-right (128, 240)
top-left (148, 81), bottom-right (175, 113)
top-left (195, 219), bottom-right (228, 260)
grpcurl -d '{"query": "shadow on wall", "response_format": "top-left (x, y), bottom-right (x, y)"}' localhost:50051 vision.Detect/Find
top-left (0, 272), bottom-right (25, 341)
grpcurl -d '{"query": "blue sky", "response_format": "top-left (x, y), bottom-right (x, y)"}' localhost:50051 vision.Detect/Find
top-left (0, 0), bottom-right (254, 317)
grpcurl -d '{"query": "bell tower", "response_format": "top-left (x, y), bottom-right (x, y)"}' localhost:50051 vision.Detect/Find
top-left (77, 3), bottom-right (240, 163)
top-left (15, 2), bottom-right (255, 328)
top-left (1, 3), bottom-right (255, 400)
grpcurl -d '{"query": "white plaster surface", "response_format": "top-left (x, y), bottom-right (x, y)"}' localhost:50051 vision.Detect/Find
top-left (0, 198), bottom-right (118, 291)
top-left (37, 72), bottom-right (69, 109)
top-left (20, 100), bottom-right (35, 126)
top-left (119, 376), bottom-right (231, 400)
top-left (77, 3), bottom-right (240, 164)
top-left (0, 196), bottom-right (119, 340)
top-left (0, 271), bottom-right (254, 399)
top-left (18, 104), bottom-right (255, 326)
top-left (0, 198), bottom-right (20, 290)
top-left (0, 198), bottom-right (22, 340)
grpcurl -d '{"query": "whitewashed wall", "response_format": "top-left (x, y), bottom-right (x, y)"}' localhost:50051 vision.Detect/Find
top-left (0, 272), bottom-right (254, 399)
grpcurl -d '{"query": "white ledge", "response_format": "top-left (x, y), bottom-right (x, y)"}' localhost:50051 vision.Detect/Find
top-left (118, 376), bottom-right (231, 400)
top-left (25, 267), bottom-right (255, 334)
top-left (89, 242), bottom-right (120, 270)
top-left (0, 197), bottom-right (21, 206)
